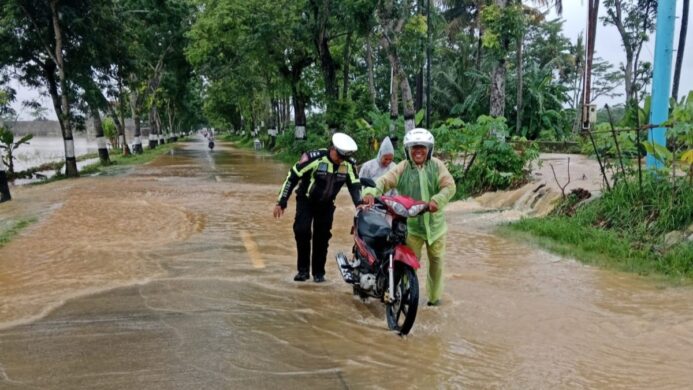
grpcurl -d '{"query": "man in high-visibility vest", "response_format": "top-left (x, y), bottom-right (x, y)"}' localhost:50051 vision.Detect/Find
top-left (274, 133), bottom-right (362, 283)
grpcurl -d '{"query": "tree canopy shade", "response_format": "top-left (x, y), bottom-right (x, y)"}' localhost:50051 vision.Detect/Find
top-left (1, 0), bottom-right (686, 164)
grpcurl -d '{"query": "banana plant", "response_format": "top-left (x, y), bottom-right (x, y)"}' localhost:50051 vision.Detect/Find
top-left (0, 126), bottom-right (33, 176)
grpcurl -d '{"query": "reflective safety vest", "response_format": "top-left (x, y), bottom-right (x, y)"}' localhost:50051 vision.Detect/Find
top-left (277, 149), bottom-right (361, 208)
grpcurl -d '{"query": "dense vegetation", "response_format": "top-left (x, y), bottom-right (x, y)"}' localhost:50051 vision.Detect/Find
top-left (510, 93), bottom-right (693, 280)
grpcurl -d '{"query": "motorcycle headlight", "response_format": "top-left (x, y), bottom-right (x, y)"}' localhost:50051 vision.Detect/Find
top-left (408, 203), bottom-right (428, 217)
top-left (383, 199), bottom-right (409, 218)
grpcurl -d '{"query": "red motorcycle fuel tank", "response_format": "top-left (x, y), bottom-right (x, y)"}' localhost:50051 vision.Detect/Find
top-left (393, 244), bottom-right (421, 270)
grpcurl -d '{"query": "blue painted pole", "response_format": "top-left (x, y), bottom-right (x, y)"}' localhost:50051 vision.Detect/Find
top-left (647, 0), bottom-right (677, 169)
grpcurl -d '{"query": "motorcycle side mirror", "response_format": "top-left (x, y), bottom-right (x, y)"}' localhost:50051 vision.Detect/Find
top-left (360, 177), bottom-right (376, 188)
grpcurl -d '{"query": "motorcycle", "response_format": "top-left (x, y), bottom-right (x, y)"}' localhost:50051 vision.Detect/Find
top-left (208, 139), bottom-right (215, 150)
top-left (335, 178), bottom-right (428, 335)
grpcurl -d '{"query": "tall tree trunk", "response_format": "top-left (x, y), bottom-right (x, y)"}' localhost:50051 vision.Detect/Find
top-left (415, 69), bottom-right (424, 112)
top-left (292, 81), bottom-right (308, 140)
top-left (117, 73), bottom-right (130, 155)
top-left (342, 30), bottom-right (352, 99)
top-left (153, 105), bottom-right (164, 145)
top-left (490, 62), bottom-right (506, 117)
top-left (378, 0), bottom-right (416, 132)
top-left (475, 0), bottom-right (484, 71)
top-left (414, 0), bottom-right (424, 113)
top-left (0, 156), bottom-right (10, 203)
top-left (280, 58), bottom-right (312, 140)
top-left (389, 64), bottom-right (400, 140)
top-left (149, 107), bottom-right (159, 147)
top-left (489, 0), bottom-right (508, 119)
top-left (50, 0), bottom-right (78, 177)
top-left (672, 0), bottom-right (690, 101)
top-left (283, 96), bottom-right (290, 133)
top-left (515, 30), bottom-right (524, 135)
top-left (130, 90), bottom-right (143, 153)
top-left (311, 0), bottom-right (339, 130)
top-left (366, 36), bottom-right (376, 107)
top-left (166, 100), bottom-right (176, 141)
top-left (399, 70), bottom-right (416, 132)
top-left (91, 106), bottom-right (110, 165)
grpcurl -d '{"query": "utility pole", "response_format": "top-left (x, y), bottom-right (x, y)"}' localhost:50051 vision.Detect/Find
top-left (647, 0), bottom-right (677, 169)
top-left (426, 0), bottom-right (432, 129)
top-left (581, 0), bottom-right (600, 133)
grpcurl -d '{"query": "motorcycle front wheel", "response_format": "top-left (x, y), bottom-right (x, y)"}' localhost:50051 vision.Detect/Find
top-left (386, 265), bottom-right (419, 335)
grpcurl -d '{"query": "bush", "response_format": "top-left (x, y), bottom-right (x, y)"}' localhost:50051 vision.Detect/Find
top-left (430, 115), bottom-right (540, 199)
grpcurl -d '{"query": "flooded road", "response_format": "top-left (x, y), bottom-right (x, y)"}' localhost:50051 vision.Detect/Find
top-left (1, 139), bottom-right (692, 389)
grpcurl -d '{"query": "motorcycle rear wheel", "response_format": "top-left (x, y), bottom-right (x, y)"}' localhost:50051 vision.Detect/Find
top-left (386, 265), bottom-right (419, 335)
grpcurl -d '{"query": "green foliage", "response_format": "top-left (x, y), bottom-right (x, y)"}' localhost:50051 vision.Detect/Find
top-left (667, 91), bottom-right (693, 172)
top-left (480, 4), bottom-right (525, 55)
top-left (0, 126), bottom-right (33, 174)
top-left (510, 174), bottom-right (693, 279)
top-left (430, 115), bottom-right (539, 198)
top-left (508, 217), bottom-right (693, 279)
top-left (579, 123), bottom-right (638, 158)
top-left (102, 117), bottom-right (118, 148)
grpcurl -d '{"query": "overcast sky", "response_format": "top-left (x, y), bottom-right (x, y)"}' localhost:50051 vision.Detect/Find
top-left (8, 1), bottom-right (693, 120)
top-left (545, 0), bottom-right (693, 107)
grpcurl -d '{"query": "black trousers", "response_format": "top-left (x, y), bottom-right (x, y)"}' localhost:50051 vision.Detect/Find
top-left (293, 198), bottom-right (336, 276)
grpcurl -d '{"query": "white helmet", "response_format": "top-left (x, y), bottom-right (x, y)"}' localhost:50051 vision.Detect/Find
top-left (403, 128), bottom-right (434, 161)
top-left (332, 132), bottom-right (358, 158)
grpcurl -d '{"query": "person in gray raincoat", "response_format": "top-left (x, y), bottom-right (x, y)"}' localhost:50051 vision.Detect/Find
top-left (359, 136), bottom-right (397, 195)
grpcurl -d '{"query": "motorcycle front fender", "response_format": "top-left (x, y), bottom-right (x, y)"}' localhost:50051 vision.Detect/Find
top-left (393, 244), bottom-right (420, 270)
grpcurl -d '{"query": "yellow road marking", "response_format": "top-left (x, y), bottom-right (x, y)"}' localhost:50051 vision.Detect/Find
top-left (240, 230), bottom-right (265, 269)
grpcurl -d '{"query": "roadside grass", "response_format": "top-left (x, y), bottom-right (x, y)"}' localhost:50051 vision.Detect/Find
top-left (506, 176), bottom-right (693, 281)
top-left (0, 218), bottom-right (36, 249)
top-left (220, 133), bottom-right (289, 161)
top-left (501, 219), bottom-right (693, 281)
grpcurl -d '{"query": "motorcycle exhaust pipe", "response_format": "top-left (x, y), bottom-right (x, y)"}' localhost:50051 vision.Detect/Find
top-left (335, 252), bottom-right (355, 283)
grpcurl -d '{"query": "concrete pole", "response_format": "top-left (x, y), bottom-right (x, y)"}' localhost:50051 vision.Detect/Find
top-left (426, 0), bottom-right (432, 129)
top-left (647, 0), bottom-right (677, 169)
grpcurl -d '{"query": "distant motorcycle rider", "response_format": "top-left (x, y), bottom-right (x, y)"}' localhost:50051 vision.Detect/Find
top-left (363, 128), bottom-right (456, 306)
top-left (273, 133), bottom-right (362, 283)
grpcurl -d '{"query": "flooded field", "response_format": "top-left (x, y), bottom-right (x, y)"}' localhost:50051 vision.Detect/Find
top-left (10, 135), bottom-right (98, 172)
top-left (0, 139), bottom-right (692, 389)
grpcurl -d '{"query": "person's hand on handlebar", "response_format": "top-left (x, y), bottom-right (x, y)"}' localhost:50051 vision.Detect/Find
top-left (428, 200), bottom-right (439, 213)
top-left (362, 194), bottom-right (375, 207)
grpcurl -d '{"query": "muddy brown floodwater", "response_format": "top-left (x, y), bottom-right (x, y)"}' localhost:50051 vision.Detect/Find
top-left (1, 138), bottom-right (692, 389)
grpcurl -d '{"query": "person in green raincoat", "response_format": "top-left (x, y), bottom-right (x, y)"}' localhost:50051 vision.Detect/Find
top-left (362, 128), bottom-right (456, 306)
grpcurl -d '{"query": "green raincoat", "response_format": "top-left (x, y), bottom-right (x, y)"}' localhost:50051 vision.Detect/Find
top-left (363, 157), bottom-right (456, 303)
top-left (363, 157), bottom-right (456, 242)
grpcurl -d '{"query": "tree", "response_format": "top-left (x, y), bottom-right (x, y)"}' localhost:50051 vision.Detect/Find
top-left (0, 127), bottom-right (33, 176)
top-left (602, 0), bottom-right (656, 105)
top-left (377, 0), bottom-right (419, 132)
top-left (481, 1), bottom-right (524, 119)
top-left (1, 0), bottom-right (126, 176)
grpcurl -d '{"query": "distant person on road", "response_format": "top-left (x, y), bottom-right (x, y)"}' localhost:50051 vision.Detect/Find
top-left (273, 133), bottom-right (362, 283)
top-left (362, 128), bottom-right (456, 306)
top-left (359, 136), bottom-right (397, 196)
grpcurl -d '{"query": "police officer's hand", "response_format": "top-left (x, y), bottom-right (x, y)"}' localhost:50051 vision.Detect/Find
top-left (362, 195), bottom-right (375, 207)
top-left (273, 204), bottom-right (284, 219)
top-left (428, 200), bottom-right (439, 213)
